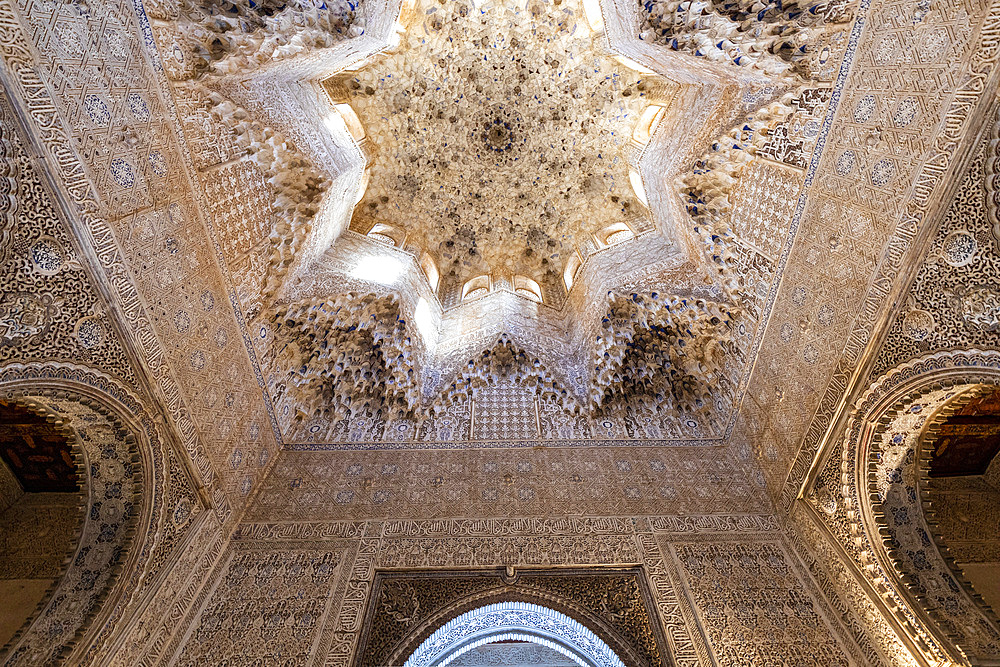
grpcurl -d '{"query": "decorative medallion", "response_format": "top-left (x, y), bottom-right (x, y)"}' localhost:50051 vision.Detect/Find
top-left (0, 292), bottom-right (60, 345)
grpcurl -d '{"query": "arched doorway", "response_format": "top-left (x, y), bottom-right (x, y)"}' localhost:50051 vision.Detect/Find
top-left (353, 567), bottom-right (670, 666)
top-left (837, 350), bottom-right (1000, 665)
top-left (0, 378), bottom-right (152, 666)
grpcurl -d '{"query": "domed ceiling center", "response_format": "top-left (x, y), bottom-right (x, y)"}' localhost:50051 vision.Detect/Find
top-left (339, 0), bottom-right (653, 287)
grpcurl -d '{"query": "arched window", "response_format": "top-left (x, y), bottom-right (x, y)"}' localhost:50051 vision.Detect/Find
top-left (403, 602), bottom-right (626, 667)
top-left (563, 252), bottom-right (582, 291)
top-left (462, 275), bottom-right (491, 301)
top-left (367, 222), bottom-right (405, 248)
top-left (354, 167), bottom-right (371, 206)
top-left (513, 275), bottom-right (542, 303)
top-left (332, 103), bottom-right (366, 141)
top-left (420, 252), bottom-right (440, 292)
top-left (594, 222), bottom-right (634, 249)
top-left (628, 168), bottom-right (648, 208)
top-left (631, 104), bottom-right (665, 145)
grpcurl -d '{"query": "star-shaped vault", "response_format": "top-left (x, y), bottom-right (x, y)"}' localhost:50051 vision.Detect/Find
top-left (200, 0), bottom-right (798, 442)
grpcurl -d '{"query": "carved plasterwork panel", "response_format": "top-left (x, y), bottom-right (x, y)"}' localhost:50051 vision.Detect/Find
top-left (102, 511), bottom-right (226, 667)
top-left (0, 493), bottom-right (82, 580)
top-left (926, 475), bottom-right (1000, 564)
top-left (0, 90), bottom-right (137, 389)
top-left (450, 643), bottom-right (576, 666)
top-left (667, 538), bottom-right (851, 666)
top-left (244, 446), bottom-right (770, 523)
top-left (173, 545), bottom-right (347, 665)
top-left (874, 124), bottom-right (1000, 377)
top-left (743, 0), bottom-right (1000, 510)
top-left (176, 515), bottom-right (857, 667)
top-left (788, 502), bottom-right (912, 667)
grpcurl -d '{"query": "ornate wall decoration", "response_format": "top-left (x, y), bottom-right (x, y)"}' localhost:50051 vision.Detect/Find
top-left (924, 471), bottom-right (1000, 564)
top-left (0, 0), bottom-right (267, 519)
top-left (0, 493), bottom-right (83, 582)
top-left (0, 452), bottom-right (21, 513)
top-left (354, 568), bottom-right (668, 667)
top-left (191, 515), bottom-right (858, 667)
top-left (986, 93), bottom-right (1000, 245)
top-left (244, 446), bottom-right (771, 523)
top-left (765, 0), bottom-right (1000, 514)
top-left (449, 642), bottom-right (578, 666)
top-left (787, 501), bottom-right (913, 666)
top-left (873, 129), bottom-right (1000, 378)
top-left (668, 539), bottom-right (851, 666)
top-left (173, 546), bottom-right (345, 665)
top-left (804, 350), bottom-right (1000, 666)
top-left (0, 93), bottom-right (138, 389)
top-left (100, 511), bottom-right (226, 667)
top-left (1, 0), bottom-right (998, 658)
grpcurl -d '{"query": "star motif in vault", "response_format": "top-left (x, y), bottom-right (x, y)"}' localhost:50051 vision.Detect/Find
top-left (218, 0), bottom-right (796, 438)
top-left (338, 0), bottom-right (658, 294)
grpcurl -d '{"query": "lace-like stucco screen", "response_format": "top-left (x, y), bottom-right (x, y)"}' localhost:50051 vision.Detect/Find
top-left (403, 602), bottom-right (627, 667)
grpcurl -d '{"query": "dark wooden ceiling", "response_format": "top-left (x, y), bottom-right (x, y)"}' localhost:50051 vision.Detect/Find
top-left (0, 399), bottom-right (79, 493)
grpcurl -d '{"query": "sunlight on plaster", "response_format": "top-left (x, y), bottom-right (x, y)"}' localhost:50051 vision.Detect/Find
top-left (629, 168), bottom-right (649, 208)
top-left (386, 25), bottom-right (403, 50)
top-left (333, 103), bottom-right (365, 141)
top-left (582, 0), bottom-right (603, 32)
top-left (324, 106), bottom-right (366, 145)
top-left (563, 252), bottom-right (582, 290)
top-left (342, 55), bottom-right (374, 72)
top-left (414, 298), bottom-right (435, 347)
top-left (351, 255), bottom-right (404, 284)
top-left (632, 104), bottom-right (665, 145)
top-left (354, 168), bottom-right (370, 206)
top-left (419, 252), bottom-right (440, 291)
top-left (323, 111), bottom-right (348, 138)
top-left (614, 55), bottom-right (657, 75)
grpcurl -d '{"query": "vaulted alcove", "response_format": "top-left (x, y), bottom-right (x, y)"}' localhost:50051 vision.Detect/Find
top-left (0, 399), bottom-right (84, 650)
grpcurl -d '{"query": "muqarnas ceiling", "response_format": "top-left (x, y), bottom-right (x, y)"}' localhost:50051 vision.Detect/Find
top-left (341, 0), bottom-right (652, 288)
top-left (179, 0), bottom-right (849, 442)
